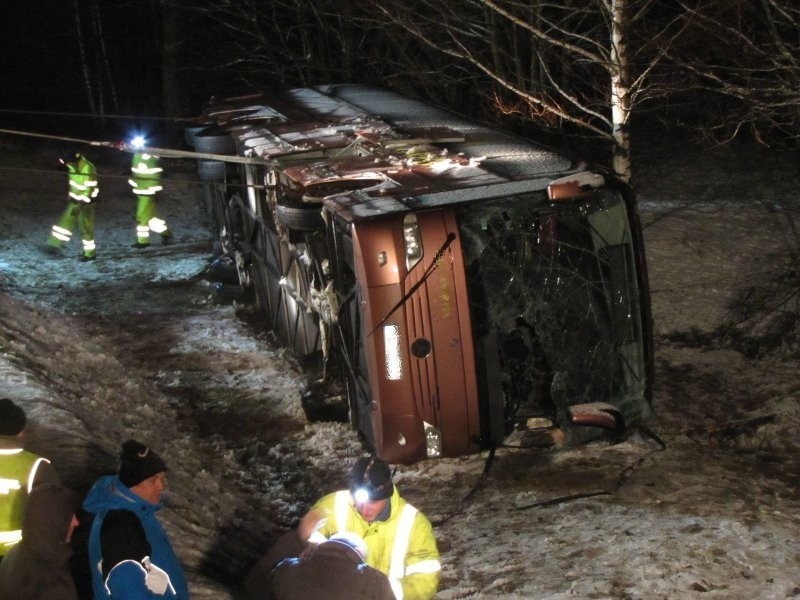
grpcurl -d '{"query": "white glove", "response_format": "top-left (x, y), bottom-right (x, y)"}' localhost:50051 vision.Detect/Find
top-left (142, 556), bottom-right (175, 595)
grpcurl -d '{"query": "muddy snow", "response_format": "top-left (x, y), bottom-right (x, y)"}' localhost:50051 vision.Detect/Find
top-left (1, 137), bottom-right (799, 599)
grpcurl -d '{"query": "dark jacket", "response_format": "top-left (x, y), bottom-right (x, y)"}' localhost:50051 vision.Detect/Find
top-left (265, 538), bottom-right (396, 600)
top-left (0, 482), bottom-right (79, 600)
top-left (83, 475), bottom-right (188, 600)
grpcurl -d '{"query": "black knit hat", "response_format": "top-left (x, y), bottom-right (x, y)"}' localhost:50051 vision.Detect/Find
top-left (349, 456), bottom-right (393, 501)
top-left (0, 398), bottom-right (26, 436)
top-left (118, 439), bottom-right (168, 488)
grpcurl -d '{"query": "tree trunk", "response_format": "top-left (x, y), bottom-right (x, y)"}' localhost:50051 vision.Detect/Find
top-left (610, 0), bottom-right (632, 182)
top-left (71, 0), bottom-right (97, 115)
top-left (161, 0), bottom-right (184, 146)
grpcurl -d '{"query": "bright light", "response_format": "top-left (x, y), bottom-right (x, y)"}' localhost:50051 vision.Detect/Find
top-left (424, 421), bottom-right (442, 457)
top-left (383, 324), bottom-right (403, 380)
top-left (353, 487), bottom-right (370, 504)
top-left (131, 135), bottom-right (146, 149)
top-left (403, 214), bottom-right (422, 271)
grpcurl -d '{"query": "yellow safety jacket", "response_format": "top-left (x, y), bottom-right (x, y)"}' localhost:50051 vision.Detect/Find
top-left (308, 487), bottom-right (441, 600)
top-left (67, 155), bottom-right (99, 203)
top-left (128, 153), bottom-right (163, 196)
top-left (0, 445), bottom-right (51, 556)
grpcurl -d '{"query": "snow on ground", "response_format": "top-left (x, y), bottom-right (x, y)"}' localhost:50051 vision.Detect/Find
top-left (1, 136), bottom-right (799, 599)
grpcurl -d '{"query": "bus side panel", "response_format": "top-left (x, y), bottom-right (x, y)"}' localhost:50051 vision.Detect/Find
top-left (351, 213), bottom-right (481, 463)
top-left (412, 210), bottom-right (481, 457)
top-left (352, 221), bottom-right (426, 464)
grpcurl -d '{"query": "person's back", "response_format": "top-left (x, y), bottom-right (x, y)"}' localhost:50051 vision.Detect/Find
top-left (0, 482), bottom-right (80, 600)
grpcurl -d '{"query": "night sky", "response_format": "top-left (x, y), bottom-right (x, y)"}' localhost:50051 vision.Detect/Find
top-left (2, 1), bottom-right (174, 141)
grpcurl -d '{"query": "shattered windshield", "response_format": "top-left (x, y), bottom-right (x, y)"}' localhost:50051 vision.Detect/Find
top-left (456, 190), bottom-right (649, 434)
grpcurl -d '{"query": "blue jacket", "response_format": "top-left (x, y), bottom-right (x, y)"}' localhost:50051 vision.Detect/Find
top-left (83, 475), bottom-right (189, 600)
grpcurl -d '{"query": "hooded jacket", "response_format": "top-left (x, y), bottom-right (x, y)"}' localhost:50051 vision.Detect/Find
top-left (0, 482), bottom-right (79, 600)
top-left (83, 475), bottom-right (189, 600)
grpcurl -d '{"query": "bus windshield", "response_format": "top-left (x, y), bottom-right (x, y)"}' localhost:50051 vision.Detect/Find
top-left (456, 190), bottom-right (650, 439)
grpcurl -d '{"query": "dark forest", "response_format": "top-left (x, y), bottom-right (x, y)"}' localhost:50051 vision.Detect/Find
top-left (2, 0), bottom-right (798, 178)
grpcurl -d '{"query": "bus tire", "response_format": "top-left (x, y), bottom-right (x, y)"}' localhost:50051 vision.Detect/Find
top-left (275, 203), bottom-right (325, 232)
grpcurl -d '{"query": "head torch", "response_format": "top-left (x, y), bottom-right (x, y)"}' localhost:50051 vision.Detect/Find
top-left (352, 486), bottom-right (372, 504)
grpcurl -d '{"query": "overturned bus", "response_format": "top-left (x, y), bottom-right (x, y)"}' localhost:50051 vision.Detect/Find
top-left (187, 84), bottom-right (654, 465)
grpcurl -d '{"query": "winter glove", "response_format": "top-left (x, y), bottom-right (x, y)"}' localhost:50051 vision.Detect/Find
top-left (142, 556), bottom-right (175, 595)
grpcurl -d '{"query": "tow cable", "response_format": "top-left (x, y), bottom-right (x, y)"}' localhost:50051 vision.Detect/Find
top-left (0, 127), bottom-right (271, 165)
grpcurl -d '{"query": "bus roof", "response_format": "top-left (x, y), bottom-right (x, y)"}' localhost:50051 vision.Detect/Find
top-left (205, 84), bottom-right (584, 219)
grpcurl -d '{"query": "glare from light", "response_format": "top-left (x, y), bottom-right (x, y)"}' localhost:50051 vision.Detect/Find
top-left (353, 487), bottom-right (370, 504)
top-left (424, 421), bottom-right (442, 457)
top-left (131, 135), bottom-right (146, 149)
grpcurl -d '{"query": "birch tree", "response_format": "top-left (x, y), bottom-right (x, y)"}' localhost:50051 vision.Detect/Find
top-left (363, 0), bottom-right (685, 182)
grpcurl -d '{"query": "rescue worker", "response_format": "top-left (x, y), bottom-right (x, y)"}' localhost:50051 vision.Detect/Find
top-left (265, 532), bottom-right (396, 600)
top-left (82, 439), bottom-right (189, 600)
top-left (0, 398), bottom-right (60, 560)
top-left (45, 149), bottom-right (99, 261)
top-left (129, 151), bottom-right (172, 247)
top-left (0, 482), bottom-right (81, 599)
top-left (300, 456), bottom-right (440, 600)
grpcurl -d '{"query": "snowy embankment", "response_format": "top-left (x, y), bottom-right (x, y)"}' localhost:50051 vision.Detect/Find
top-left (1, 138), bottom-right (799, 598)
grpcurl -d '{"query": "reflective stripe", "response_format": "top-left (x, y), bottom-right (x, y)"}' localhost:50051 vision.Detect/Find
top-left (405, 558), bottom-right (442, 575)
top-left (0, 478), bottom-right (22, 494)
top-left (128, 179), bottom-right (163, 195)
top-left (389, 576), bottom-right (404, 600)
top-left (148, 217), bottom-right (168, 233)
top-left (69, 192), bottom-right (93, 203)
top-left (132, 165), bottom-right (163, 175)
top-left (51, 224), bottom-right (72, 237)
top-left (104, 559), bottom-right (147, 595)
top-left (0, 529), bottom-right (22, 547)
top-left (83, 239), bottom-right (96, 251)
top-left (27, 457), bottom-right (50, 493)
top-left (0, 448), bottom-right (23, 455)
top-left (389, 504), bottom-right (417, 580)
top-left (334, 490), bottom-right (351, 533)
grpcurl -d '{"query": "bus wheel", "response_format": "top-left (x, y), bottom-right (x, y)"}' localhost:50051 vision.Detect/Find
top-left (275, 202), bottom-right (325, 232)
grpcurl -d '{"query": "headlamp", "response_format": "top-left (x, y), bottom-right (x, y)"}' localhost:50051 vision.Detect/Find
top-left (352, 486), bottom-right (371, 504)
top-left (131, 135), bottom-right (146, 150)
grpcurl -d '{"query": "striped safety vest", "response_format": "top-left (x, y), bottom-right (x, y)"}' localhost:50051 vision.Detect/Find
top-left (67, 155), bottom-right (99, 203)
top-left (0, 447), bottom-right (51, 555)
top-left (128, 153), bottom-right (164, 195)
top-left (309, 489), bottom-right (441, 599)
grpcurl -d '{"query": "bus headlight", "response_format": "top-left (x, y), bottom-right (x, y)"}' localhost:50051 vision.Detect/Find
top-left (403, 214), bottom-right (422, 270)
top-left (424, 421), bottom-right (442, 458)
